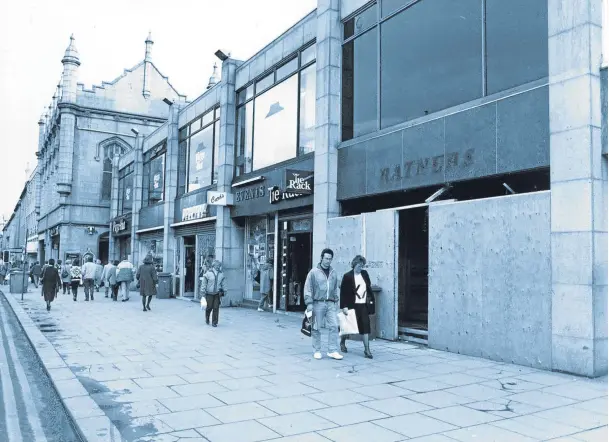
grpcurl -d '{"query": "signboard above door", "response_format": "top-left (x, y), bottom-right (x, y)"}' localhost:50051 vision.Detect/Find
top-left (207, 191), bottom-right (234, 206)
top-left (284, 170), bottom-right (313, 195)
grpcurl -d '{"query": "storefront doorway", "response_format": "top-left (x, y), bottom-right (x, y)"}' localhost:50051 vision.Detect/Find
top-left (98, 233), bottom-right (109, 264)
top-left (398, 206), bottom-right (429, 342)
top-left (278, 217), bottom-right (312, 312)
top-left (285, 232), bottom-right (311, 312)
top-left (183, 236), bottom-right (196, 298)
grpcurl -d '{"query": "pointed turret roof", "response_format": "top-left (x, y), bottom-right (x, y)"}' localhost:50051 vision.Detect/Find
top-left (207, 63), bottom-right (220, 90)
top-left (62, 34), bottom-right (81, 66)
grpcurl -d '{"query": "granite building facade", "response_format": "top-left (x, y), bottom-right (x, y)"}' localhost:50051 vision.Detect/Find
top-left (3, 0), bottom-right (607, 377)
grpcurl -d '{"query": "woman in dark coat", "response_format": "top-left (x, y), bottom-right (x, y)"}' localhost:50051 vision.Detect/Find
top-left (41, 258), bottom-right (61, 311)
top-left (339, 255), bottom-right (374, 359)
top-left (136, 255), bottom-right (158, 312)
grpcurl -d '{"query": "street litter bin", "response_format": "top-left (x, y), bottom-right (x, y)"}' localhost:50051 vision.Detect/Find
top-left (10, 271), bottom-right (27, 294)
top-left (157, 273), bottom-right (171, 299)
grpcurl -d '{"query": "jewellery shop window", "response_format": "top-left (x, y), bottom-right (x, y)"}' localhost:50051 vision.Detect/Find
top-left (246, 216), bottom-right (274, 301)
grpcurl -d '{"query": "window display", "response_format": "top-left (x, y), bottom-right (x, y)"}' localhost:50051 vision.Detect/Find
top-left (140, 238), bottom-right (163, 272)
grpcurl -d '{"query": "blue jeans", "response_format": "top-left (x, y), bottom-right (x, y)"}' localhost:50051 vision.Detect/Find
top-left (312, 301), bottom-right (339, 353)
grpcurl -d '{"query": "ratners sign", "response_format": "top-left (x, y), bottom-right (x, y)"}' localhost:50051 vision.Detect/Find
top-left (284, 170), bottom-right (313, 195)
top-left (182, 204), bottom-right (208, 221)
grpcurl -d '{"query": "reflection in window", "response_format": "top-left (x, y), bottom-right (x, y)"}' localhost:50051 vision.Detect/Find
top-left (236, 101), bottom-right (254, 175)
top-left (342, 29), bottom-right (377, 140)
top-left (177, 107), bottom-right (220, 195)
top-left (485, 0), bottom-right (548, 94)
top-left (380, 0), bottom-right (482, 128)
top-left (188, 125), bottom-right (214, 192)
top-left (118, 170), bottom-right (133, 214)
top-left (253, 74), bottom-right (298, 171)
top-left (299, 64), bottom-right (316, 155)
top-left (143, 153), bottom-right (165, 206)
top-left (236, 43), bottom-right (316, 175)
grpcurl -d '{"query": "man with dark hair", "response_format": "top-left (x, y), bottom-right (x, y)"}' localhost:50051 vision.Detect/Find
top-left (304, 248), bottom-right (343, 360)
top-left (81, 255), bottom-right (96, 301)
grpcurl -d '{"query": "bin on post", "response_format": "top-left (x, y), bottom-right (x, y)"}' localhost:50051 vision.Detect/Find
top-left (157, 273), bottom-right (171, 299)
top-left (9, 271), bottom-right (27, 294)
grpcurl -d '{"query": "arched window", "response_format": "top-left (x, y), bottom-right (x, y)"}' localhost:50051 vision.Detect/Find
top-left (98, 137), bottom-right (133, 201)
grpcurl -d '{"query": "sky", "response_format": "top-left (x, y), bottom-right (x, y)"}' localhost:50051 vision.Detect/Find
top-left (0, 0), bottom-right (317, 221)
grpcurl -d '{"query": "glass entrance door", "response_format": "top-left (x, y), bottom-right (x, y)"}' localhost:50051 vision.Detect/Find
top-left (183, 236), bottom-right (196, 298)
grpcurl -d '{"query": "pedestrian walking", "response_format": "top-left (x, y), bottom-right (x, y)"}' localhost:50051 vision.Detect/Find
top-left (0, 260), bottom-right (7, 286)
top-left (116, 258), bottom-right (134, 302)
top-left (94, 259), bottom-right (103, 292)
top-left (136, 255), bottom-right (158, 312)
top-left (107, 260), bottom-right (119, 301)
top-left (31, 261), bottom-right (42, 288)
top-left (70, 259), bottom-right (82, 301)
top-left (257, 260), bottom-right (273, 312)
top-left (101, 260), bottom-right (113, 298)
top-left (81, 256), bottom-right (96, 301)
top-left (61, 260), bottom-right (73, 295)
top-left (304, 248), bottom-right (343, 360)
top-left (201, 260), bottom-right (225, 327)
top-left (339, 255), bottom-right (374, 359)
top-left (41, 258), bottom-right (61, 311)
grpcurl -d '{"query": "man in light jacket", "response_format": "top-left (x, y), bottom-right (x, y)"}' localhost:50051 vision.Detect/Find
top-left (116, 259), bottom-right (134, 302)
top-left (81, 256), bottom-right (97, 301)
top-left (101, 260), bottom-right (114, 298)
top-left (257, 261), bottom-right (274, 312)
top-left (201, 260), bottom-right (226, 327)
top-left (304, 248), bottom-right (343, 361)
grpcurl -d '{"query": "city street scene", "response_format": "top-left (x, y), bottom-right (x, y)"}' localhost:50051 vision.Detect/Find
top-left (0, 0), bottom-right (607, 441)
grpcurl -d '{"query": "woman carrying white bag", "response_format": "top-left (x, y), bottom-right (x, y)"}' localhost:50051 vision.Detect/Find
top-left (339, 255), bottom-right (375, 359)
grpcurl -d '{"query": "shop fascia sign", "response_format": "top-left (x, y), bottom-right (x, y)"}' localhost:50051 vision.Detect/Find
top-left (284, 170), bottom-right (313, 195)
top-left (182, 204), bottom-right (208, 221)
top-left (207, 191), bottom-right (234, 206)
top-left (112, 217), bottom-right (129, 234)
top-left (269, 186), bottom-right (310, 204)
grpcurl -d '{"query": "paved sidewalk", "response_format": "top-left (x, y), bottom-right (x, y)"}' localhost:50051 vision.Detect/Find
top-left (7, 289), bottom-right (608, 442)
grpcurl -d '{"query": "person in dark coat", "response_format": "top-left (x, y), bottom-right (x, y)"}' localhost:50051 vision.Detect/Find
top-left (136, 255), bottom-right (158, 312)
top-left (31, 261), bottom-right (42, 288)
top-left (41, 258), bottom-right (61, 311)
top-left (339, 255), bottom-right (374, 359)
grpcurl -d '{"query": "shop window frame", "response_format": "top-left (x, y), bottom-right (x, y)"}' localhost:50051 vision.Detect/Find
top-left (234, 41), bottom-right (317, 177)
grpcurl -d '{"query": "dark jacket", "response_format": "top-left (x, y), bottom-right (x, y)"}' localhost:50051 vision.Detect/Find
top-left (31, 264), bottom-right (42, 277)
top-left (136, 258), bottom-right (158, 296)
top-left (340, 269), bottom-right (373, 311)
top-left (41, 266), bottom-right (61, 302)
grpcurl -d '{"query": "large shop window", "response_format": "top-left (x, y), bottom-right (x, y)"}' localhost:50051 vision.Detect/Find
top-left (142, 143), bottom-right (166, 207)
top-left (236, 43), bottom-right (316, 176)
top-left (140, 238), bottom-right (163, 272)
top-left (177, 107), bottom-right (220, 196)
top-left (341, 0), bottom-right (548, 140)
top-left (117, 163), bottom-right (134, 215)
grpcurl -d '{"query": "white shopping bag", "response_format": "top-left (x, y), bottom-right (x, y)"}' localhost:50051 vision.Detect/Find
top-left (200, 296), bottom-right (207, 310)
top-left (337, 309), bottom-right (359, 336)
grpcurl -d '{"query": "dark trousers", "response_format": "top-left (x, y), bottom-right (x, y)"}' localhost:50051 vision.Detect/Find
top-left (71, 281), bottom-right (80, 298)
top-left (83, 279), bottom-right (94, 300)
top-left (205, 294), bottom-right (221, 325)
top-left (111, 284), bottom-right (119, 300)
top-left (62, 282), bottom-right (71, 294)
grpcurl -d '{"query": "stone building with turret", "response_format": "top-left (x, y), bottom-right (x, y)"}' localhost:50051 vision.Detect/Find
top-left (35, 34), bottom-right (186, 265)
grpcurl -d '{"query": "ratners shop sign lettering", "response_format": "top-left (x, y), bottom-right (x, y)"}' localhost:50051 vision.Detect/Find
top-left (284, 170), bottom-right (313, 195)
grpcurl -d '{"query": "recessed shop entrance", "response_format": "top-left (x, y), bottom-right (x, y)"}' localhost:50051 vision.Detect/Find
top-left (284, 232), bottom-right (312, 312)
top-left (183, 236), bottom-right (196, 298)
top-left (398, 206), bottom-right (429, 342)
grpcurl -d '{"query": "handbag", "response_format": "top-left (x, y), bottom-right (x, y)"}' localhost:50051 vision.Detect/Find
top-left (337, 309), bottom-right (359, 336)
top-left (367, 289), bottom-right (376, 315)
top-left (301, 312), bottom-right (312, 337)
top-left (200, 296), bottom-right (207, 310)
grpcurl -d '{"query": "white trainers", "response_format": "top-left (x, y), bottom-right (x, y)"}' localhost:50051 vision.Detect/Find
top-left (257, 308), bottom-right (264, 312)
top-left (313, 352), bottom-right (322, 360)
top-left (327, 352), bottom-right (344, 360)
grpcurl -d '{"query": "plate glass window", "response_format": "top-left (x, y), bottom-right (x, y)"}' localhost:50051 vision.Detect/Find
top-left (188, 125), bottom-right (214, 192)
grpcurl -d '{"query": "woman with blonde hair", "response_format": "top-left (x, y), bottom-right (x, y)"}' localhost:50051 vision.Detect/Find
top-left (339, 255), bottom-right (375, 359)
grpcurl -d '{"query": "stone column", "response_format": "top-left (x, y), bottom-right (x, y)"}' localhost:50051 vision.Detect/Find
top-left (215, 59), bottom-right (245, 306)
top-left (549, 0), bottom-right (607, 376)
top-left (109, 154), bottom-right (120, 261)
top-left (130, 135), bottom-right (144, 265)
top-left (162, 107), bottom-right (179, 273)
top-left (313, 0), bottom-right (341, 261)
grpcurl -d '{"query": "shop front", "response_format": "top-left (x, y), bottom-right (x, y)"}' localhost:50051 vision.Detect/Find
top-left (231, 158), bottom-right (314, 313)
top-left (137, 203), bottom-right (165, 271)
top-left (172, 191), bottom-right (218, 299)
top-left (50, 226), bottom-right (61, 262)
top-left (111, 214), bottom-right (131, 262)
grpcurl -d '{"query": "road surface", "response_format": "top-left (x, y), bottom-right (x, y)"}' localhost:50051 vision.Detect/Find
top-left (0, 290), bottom-right (82, 442)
